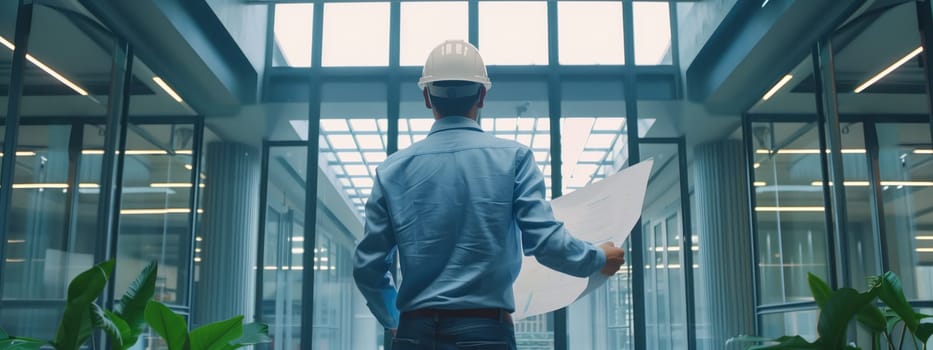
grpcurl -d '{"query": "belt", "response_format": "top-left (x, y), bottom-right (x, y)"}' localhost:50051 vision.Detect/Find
top-left (402, 308), bottom-right (512, 322)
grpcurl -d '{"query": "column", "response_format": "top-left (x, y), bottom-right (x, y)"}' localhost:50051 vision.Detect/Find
top-left (193, 142), bottom-right (260, 326)
top-left (693, 139), bottom-right (756, 349)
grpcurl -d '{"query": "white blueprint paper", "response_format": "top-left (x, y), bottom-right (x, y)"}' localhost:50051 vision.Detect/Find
top-left (512, 160), bottom-right (653, 320)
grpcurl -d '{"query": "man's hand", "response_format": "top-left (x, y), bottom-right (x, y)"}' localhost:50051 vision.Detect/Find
top-left (599, 242), bottom-right (625, 276)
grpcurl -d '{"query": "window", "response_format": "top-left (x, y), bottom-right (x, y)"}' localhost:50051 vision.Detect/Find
top-left (322, 3), bottom-right (390, 67)
top-left (400, 2), bottom-right (469, 66)
top-left (633, 2), bottom-right (672, 65)
top-left (273, 4), bottom-right (314, 67)
top-left (478, 1), bottom-right (548, 65)
top-left (558, 2), bottom-right (624, 65)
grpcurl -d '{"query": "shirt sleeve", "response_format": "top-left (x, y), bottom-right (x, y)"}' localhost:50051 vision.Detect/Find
top-left (513, 148), bottom-right (607, 277)
top-left (352, 174), bottom-right (400, 329)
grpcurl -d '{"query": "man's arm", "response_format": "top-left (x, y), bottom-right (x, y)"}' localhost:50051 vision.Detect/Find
top-left (513, 148), bottom-right (607, 277)
top-left (352, 174), bottom-right (400, 329)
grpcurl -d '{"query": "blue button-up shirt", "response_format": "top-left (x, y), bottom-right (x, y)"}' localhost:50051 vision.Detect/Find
top-left (352, 116), bottom-right (606, 329)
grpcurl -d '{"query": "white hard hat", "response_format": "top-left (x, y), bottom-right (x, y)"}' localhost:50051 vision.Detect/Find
top-left (418, 40), bottom-right (492, 92)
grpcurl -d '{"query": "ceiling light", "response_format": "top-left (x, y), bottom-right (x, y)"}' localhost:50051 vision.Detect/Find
top-left (914, 149), bottom-right (932, 155)
top-left (855, 46), bottom-right (923, 93)
top-left (150, 182), bottom-right (192, 188)
top-left (153, 77), bottom-right (184, 103)
top-left (762, 75), bottom-right (793, 101)
top-left (917, 248), bottom-right (933, 253)
top-left (196, 236), bottom-right (203, 242)
top-left (755, 206), bottom-right (825, 212)
top-left (0, 151), bottom-right (37, 157)
top-left (753, 181), bottom-right (767, 187)
top-left (292, 248), bottom-right (304, 254)
top-left (120, 208), bottom-right (191, 215)
top-left (0, 36), bottom-right (91, 97)
top-left (7, 239), bottom-right (24, 244)
top-left (756, 149), bottom-right (866, 155)
top-left (175, 150), bottom-right (193, 155)
top-left (184, 164), bottom-right (193, 170)
top-left (125, 150), bottom-right (168, 155)
top-left (753, 162), bottom-right (761, 169)
top-left (810, 180), bottom-right (933, 187)
top-left (13, 183), bottom-right (69, 189)
top-left (915, 236), bottom-right (933, 240)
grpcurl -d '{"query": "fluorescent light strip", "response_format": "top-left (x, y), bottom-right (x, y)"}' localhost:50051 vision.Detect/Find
top-left (0, 36), bottom-right (90, 97)
top-left (0, 151), bottom-right (37, 157)
top-left (153, 77), bottom-right (184, 103)
top-left (184, 164), bottom-right (193, 170)
top-left (756, 149), bottom-right (866, 155)
top-left (915, 236), bottom-right (933, 240)
top-left (855, 46), bottom-right (924, 94)
top-left (150, 183), bottom-right (192, 188)
top-left (762, 75), bottom-right (793, 101)
top-left (82, 150), bottom-right (170, 155)
top-left (7, 239), bottom-right (25, 244)
top-left (917, 248), bottom-right (933, 253)
top-left (753, 162), bottom-right (761, 169)
top-left (121, 208), bottom-right (191, 215)
top-left (176, 150), bottom-right (193, 155)
top-left (753, 181), bottom-right (767, 187)
top-left (810, 180), bottom-right (933, 187)
top-left (13, 183), bottom-right (69, 189)
top-left (915, 149), bottom-right (933, 155)
top-left (755, 206), bottom-right (825, 212)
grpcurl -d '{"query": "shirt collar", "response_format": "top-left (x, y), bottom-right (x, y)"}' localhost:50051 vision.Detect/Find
top-left (428, 116), bottom-right (484, 135)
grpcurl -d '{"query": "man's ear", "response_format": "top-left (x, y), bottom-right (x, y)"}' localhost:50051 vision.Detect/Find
top-left (423, 88), bottom-right (432, 109)
top-left (476, 86), bottom-right (487, 108)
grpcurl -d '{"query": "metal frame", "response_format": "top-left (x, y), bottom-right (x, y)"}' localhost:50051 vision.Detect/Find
top-left (638, 137), bottom-right (696, 350)
top-left (743, 2), bottom-right (933, 329)
top-left (259, 0), bottom-right (685, 349)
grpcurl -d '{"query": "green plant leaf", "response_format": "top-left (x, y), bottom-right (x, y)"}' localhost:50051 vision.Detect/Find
top-left (144, 301), bottom-right (188, 350)
top-left (856, 304), bottom-right (886, 333)
top-left (747, 335), bottom-right (820, 349)
top-left (54, 259), bottom-right (115, 350)
top-left (115, 261), bottom-right (158, 345)
top-left (228, 323), bottom-right (271, 347)
top-left (188, 316), bottom-right (244, 350)
top-left (917, 323), bottom-right (933, 344)
top-left (0, 328), bottom-right (45, 350)
top-left (818, 288), bottom-right (876, 349)
top-left (874, 272), bottom-right (920, 332)
top-left (808, 273), bottom-right (833, 308)
top-left (90, 303), bottom-right (129, 349)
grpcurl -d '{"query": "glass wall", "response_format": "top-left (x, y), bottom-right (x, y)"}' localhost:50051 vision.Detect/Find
top-left (744, 0), bottom-right (933, 345)
top-left (0, 1), bottom-right (115, 339)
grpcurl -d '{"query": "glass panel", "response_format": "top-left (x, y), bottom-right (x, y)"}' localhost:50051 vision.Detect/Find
top-left (633, 2), bottom-right (672, 65)
top-left (557, 2), bottom-right (624, 65)
top-left (836, 123), bottom-right (882, 288)
top-left (2, 124), bottom-right (101, 302)
top-left (0, 3), bottom-right (113, 340)
top-left (273, 3), bottom-right (314, 67)
top-left (322, 3), bottom-right (390, 67)
top-left (260, 145), bottom-right (307, 350)
top-left (877, 123), bottom-right (933, 301)
top-left (400, 2), bottom-right (468, 66)
top-left (759, 310), bottom-right (819, 341)
top-left (478, 1), bottom-right (548, 65)
top-left (115, 123), bottom-right (196, 307)
top-left (752, 121), bottom-right (832, 305)
top-left (313, 83), bottom-right (386, 348)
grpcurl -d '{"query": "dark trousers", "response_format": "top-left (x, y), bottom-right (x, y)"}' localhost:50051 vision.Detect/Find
top-left (392, 310), bottom-right (517, 350)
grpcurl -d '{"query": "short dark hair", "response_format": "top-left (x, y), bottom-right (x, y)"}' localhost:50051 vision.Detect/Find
top-left (428, 81), bottom-right (481, 117)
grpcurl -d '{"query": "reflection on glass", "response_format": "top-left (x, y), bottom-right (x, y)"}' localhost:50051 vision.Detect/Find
top-left (273, 3), bottom-right (314, 67)
top-left (479, 1), bottom-right (548, 65)
top-left (322, 3), bottom-right (390, 67)
top-left (753, 122), bottom-right (831, 305)
top-left (633, 2), bottom-right (671, 65)
top-left (319, 118), bottom-right (389, 217)
top-left (836, 123), bottom-right (882, 288)
top-left (877, 123), bottom-right (933, 301)
top-left (0, 3), bottom-right (114, 340)
top-left (115, 124), bottom-right (197, 306)
top-left (260, 146), bottom-right (306, 350)
top-left (400, 2), bottom-right (468, 66)
top-left (760, 310), bottom-right (819, 341)
top-left (557, 2), bottom-right (624, 65)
